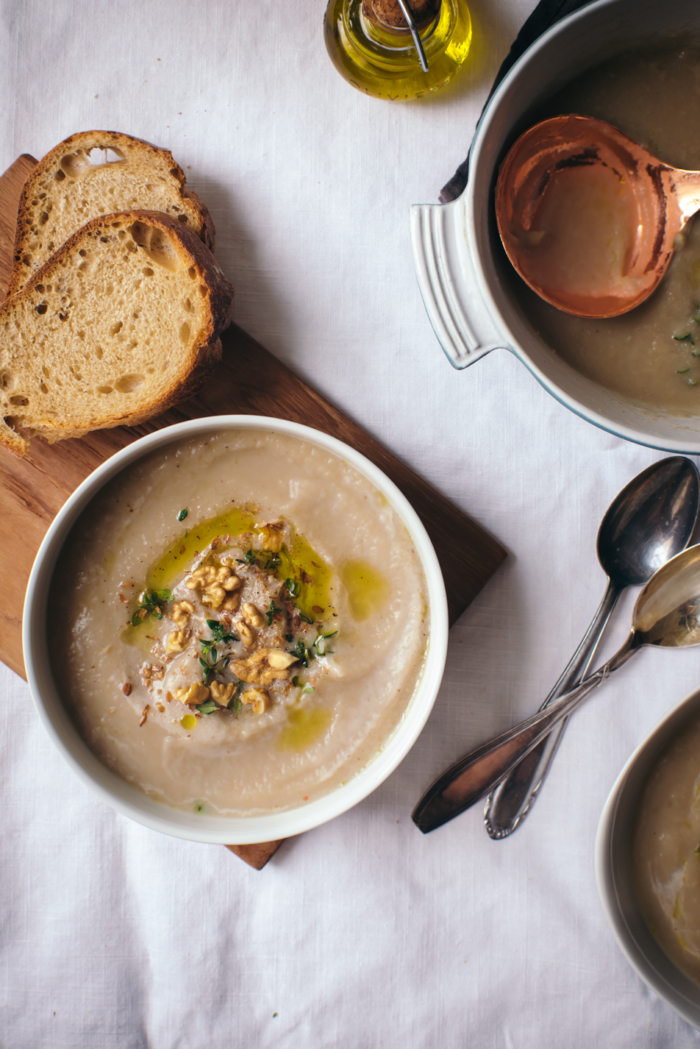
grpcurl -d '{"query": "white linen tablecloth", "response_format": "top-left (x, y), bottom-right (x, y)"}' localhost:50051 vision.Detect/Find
top-left (2, 1), bottom-right (700, 1045)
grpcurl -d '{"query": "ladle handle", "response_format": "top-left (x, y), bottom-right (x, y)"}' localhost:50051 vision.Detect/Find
top-left (484, 580), bottom-right (621, 838)
top-left (412, 635), bottom-right (637, 834)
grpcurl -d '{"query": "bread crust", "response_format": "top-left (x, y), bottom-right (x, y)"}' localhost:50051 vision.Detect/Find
top-left (0, 210), bottom-right (234, 456)
top-left (7, 130), bottom-right (216, 297)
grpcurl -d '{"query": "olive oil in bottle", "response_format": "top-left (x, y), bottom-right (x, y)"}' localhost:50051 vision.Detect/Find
top-left (324, 0), bottom-right (472, 101)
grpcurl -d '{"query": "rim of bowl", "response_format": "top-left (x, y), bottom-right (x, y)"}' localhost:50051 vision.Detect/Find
top-left (595, 684), bottom-right (700, 1029)
top-left (23, 416), bottom-right (449, 845)
top-left (466, 0), bottom-right (700, 455)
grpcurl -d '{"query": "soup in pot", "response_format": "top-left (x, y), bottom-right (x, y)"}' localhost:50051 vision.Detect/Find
top-left (509, 38), bottom-right (700, 413)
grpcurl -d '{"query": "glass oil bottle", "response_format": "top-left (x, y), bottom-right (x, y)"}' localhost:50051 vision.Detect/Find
top-left (324, 0), bottom-right (472, 101)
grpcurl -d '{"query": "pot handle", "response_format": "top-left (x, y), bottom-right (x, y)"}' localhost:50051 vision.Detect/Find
top-left (410, 200), bottom-right (506, 369)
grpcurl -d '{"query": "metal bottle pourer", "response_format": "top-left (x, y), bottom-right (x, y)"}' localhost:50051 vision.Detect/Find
top-left (394, 0), bottom-right (429, 72)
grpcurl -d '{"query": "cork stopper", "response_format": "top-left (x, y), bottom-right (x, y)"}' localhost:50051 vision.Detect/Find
top-left (362, 0), bottom-right (441, 32)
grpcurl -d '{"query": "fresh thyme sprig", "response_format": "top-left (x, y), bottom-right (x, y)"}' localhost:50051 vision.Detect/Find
top-left (131, 588), bottom-right (172, 626)
top-left (198, 620), bottom-right (238, 685)
top-left (285, 578), bottom-right (300, 598)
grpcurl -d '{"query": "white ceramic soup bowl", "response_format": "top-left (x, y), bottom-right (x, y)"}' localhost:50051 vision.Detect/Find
top-left (411, 0), bottom-right (700, 453)
top-left (23, 416), bottom-right (448, 845)
top-left (596, 684), bottom-right (700, 1030)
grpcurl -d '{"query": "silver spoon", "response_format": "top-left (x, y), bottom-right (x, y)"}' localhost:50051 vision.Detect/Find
top-left (413, 544), bottom-right (700, 835)
top-left (484, 456), bottom-right (699, 839)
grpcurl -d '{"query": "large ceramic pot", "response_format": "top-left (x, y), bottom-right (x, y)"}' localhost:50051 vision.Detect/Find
top-left (411, 0), bottom-right (700, 452)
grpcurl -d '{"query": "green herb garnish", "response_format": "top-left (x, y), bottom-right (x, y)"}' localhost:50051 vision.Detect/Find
top-left (262, 553), bottom-right (281, 571)
top-left (245, 549), bottom-right (257, 565)
top-left (130, 588), bottom-right (172, 626)
top-left (285, 634), bottom-right (294, 643)
top-left (177, 508), bottom-right (188, 522)
top-left (199, 644), bottom-right (230, 685)
top-left (690, 379), bottom-right (698, 387)
top-left (205, 619), bottom-right (237, 644)
top-left (222, 684), bottom-right (242, 712)
top-left (677, 367), bottom-right (691, 374)
top-left (291, 640), bottom-right (310, 667)
top-left (674, 333), bottom-right (695, 344)
top-left (313, 630), bottom-right (338, 656)
top-left (286, 578), bottom-right (300, 598)
top-left (195, 699), bottom-right (219, 715)
top-left (198, 621), bottom-right (237, 684)
top-left (266, 600), bottom-right (277, 626)
top-left (694, 306), bottom-right (700, 325)
top-left (299, 612), bottom-right (314, 625)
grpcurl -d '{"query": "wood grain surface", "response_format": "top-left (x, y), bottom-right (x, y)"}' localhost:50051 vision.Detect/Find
top-left (0, 153), bottom-right (506, 870)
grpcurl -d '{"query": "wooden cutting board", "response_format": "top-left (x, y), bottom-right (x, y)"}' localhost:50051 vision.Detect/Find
top-left (0, 153), bottom-right (506, 868)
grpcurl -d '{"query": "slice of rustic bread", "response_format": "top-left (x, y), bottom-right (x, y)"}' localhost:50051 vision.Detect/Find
top-left (0, 210), bottom-right (233, 456)
top-left (7, 131), bottom-right (215, 297)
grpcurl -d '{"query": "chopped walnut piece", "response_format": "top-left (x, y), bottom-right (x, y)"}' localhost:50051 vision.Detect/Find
top-left (210, 681), bottom-right (236, 707)
top-left (141, 663), bottom-right (165, 687)
top-left (186, 565), bottom-right (217, 589)
top-left (173, 682), bottom-right (210, 706)
top-left (242, 602), bottom-right (266, 628)
top-left (201, 585), bottom-right (226, 609)
top-left (267, 649), bottom-right (299, 670)
top-left (237, 620), bottom-right (256, 647)
top-left (241, 686), bottom-right (269, 714)
top-left (187, 564), bottom-right (242, 610)
top-left (222, 591), bottom-right (241, 612)
top-left (218, 567), bottom-right (241, 591)
top-left (232, 648), bottom-right (298, 685)
top-left (166, 628), bottom-right (189, 654)
top-left (171, 599), bottom-right (195, 626)
top-left (259, 521), bottom-right (284, 552)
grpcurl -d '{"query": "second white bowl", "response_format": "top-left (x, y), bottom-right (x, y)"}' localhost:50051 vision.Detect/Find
top-left (596, 684), bottom-right (700, 1029)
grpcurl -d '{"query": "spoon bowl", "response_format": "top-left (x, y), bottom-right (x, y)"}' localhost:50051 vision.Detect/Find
top-left (495, 114), bottom-right (700, 318)
top-left (597, 456), bottom-right (699, 586)
top-left (414, 542), bottom-right (700, 834)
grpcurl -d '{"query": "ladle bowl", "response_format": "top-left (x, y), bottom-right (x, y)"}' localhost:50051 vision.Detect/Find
top-left (495, 114), bottom-right (700, 318)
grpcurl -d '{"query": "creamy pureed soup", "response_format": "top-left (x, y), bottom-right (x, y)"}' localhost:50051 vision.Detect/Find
top-left (509, 39), bottom-right (700, 412)
top-left (632, 713), bottom-right (700, 986)
top-left (49, 429), bottom-right (429, 816)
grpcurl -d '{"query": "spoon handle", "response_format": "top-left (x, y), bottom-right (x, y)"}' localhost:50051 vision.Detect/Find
top-left (412, 633), bottom-right (637, 834)
top-left (484, 580), bottom-right (622, 838)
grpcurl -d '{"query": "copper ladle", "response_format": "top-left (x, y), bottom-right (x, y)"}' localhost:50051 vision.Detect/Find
top-left (495, 114), bottom-right (700, 318)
